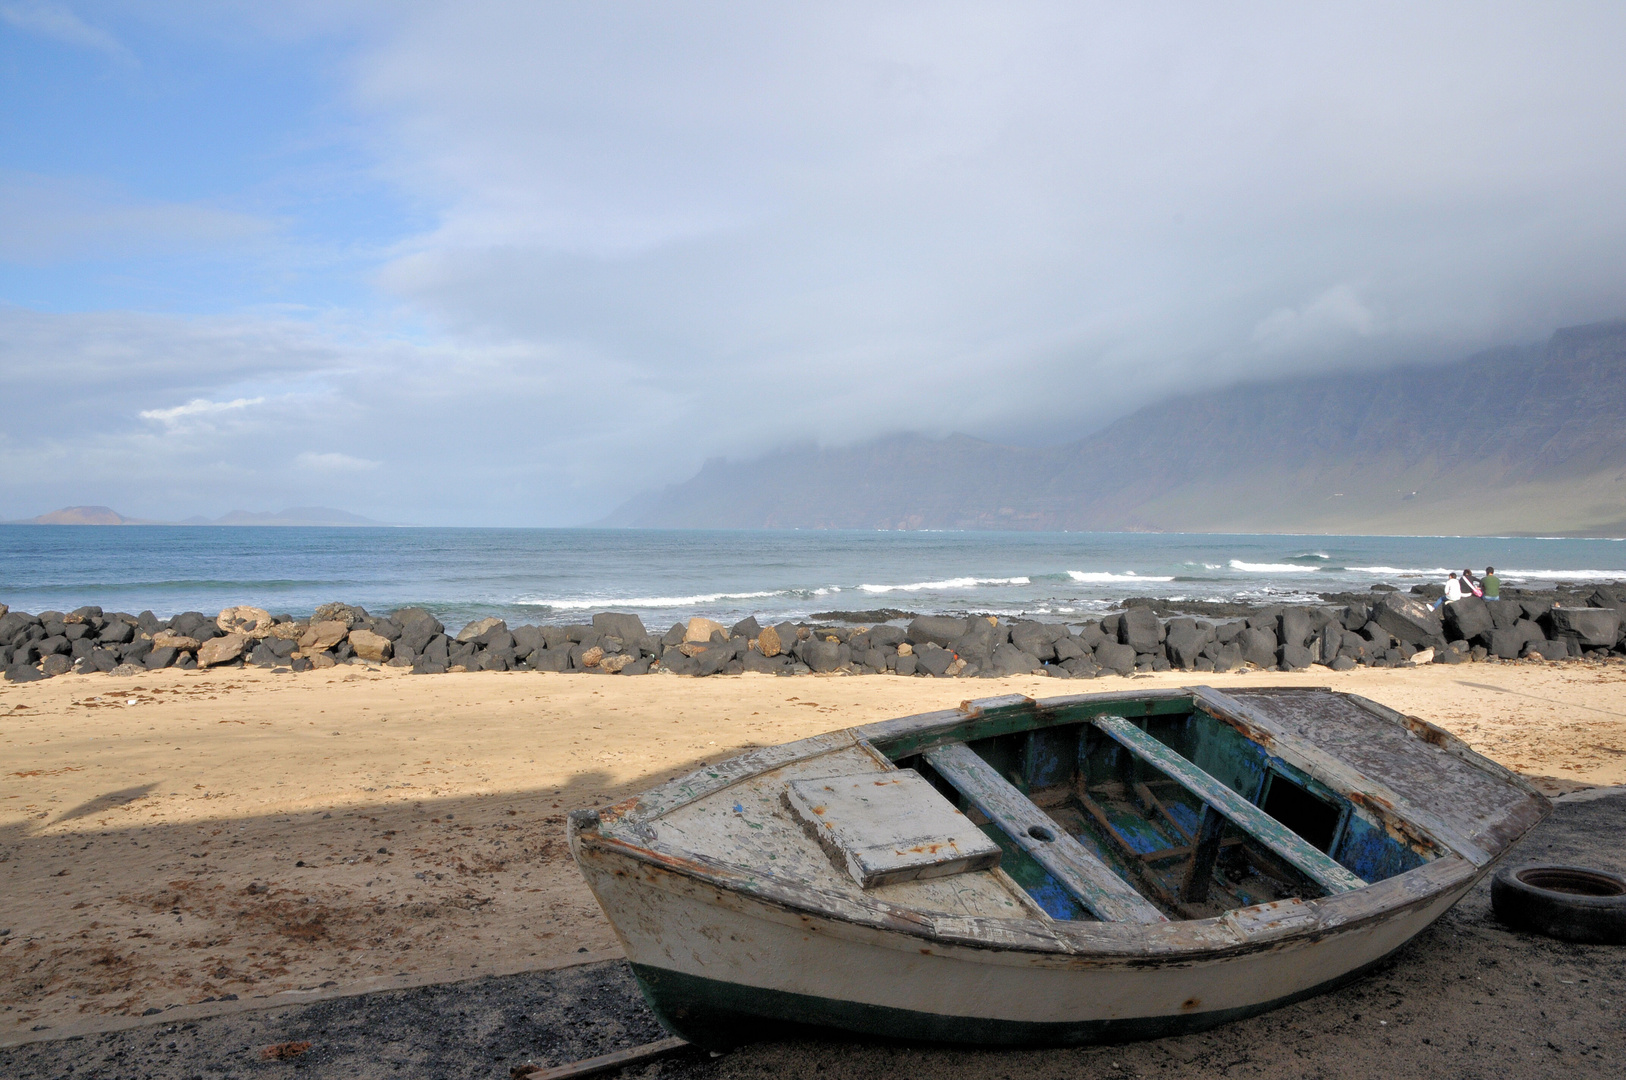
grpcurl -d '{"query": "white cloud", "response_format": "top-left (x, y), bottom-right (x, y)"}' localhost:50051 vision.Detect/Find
top-left (139, 396), bottom-right (266, 427)
top-left (0, 171), bottom-right (269, 263)
top-left (295, 451), bottom-right (379, 472)
top-left (1, 3), bottom-right (132, 63)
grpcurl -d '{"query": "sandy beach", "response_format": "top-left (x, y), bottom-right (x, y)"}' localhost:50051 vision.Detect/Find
top-left (4, 661), bottom-right (1625, 1042)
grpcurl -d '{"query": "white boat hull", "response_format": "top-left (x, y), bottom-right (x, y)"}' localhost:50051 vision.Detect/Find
top-left (574, 829), bottom-right (1480, 1046)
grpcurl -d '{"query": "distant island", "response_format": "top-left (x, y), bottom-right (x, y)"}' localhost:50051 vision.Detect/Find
top-left (5, 506), bottom-right (393, 527)
top-left (600, 319), bottom-right (1626, 537)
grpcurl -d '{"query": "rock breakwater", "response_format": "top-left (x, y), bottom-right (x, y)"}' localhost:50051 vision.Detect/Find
top-left (3, 586), bottom-right (1623, 683)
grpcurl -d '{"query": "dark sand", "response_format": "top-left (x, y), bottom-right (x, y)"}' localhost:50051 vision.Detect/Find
top-left (5, 791), bottom-right (1621, 1080)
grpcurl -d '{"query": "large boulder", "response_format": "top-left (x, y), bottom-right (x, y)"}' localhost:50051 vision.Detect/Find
top-left (217, 606), bottom-right (272, 637)
top-left (1238, 627), bottom-right (1278, 668)
top-left (348, 629), bottom-right (394, 662)
top-left (685, 617), bottom-right (727, 643)
top-left (990, 643), bottom-right (1042, 677)
top-left (4, 663), bottom-right (47, 683)
top-left (1490, 621), bottom-right (1545, 659)
top-left (456, 617), bottom-right (505, 643)
top-left (594, 612), bottom-right (649, 642)
top-left (1372, 592), bottom-right (1445, 648)
top-left (914, 643), bottom-right (955, 676)
top-left (1278, 643), bottom-right (1315, 671)
top-left (96, 620), bottom-right (135, 645)
top-left (1009, 622), bottom-right (1055, 661)
top-left (1164, 624), bottom-right (1209, 669)
top-left (1443, 596), bottom-right (1494, 642)
top-left (399, 616), bottom-right (443, 656)
top-left (299, 620), bottom-right (349, 652)
top-left (908, 616), bottom-right (971, 648)
top-left (867, 624), bottom-right (906, 648)
top-left (1484, 600), bottom-right (1523, 630)
top-left (800, 638), bottom-right (849, 673)
top-left (728, 616), bottom-right (761, 640)
top-left (1118, 607), bottom-right (1162, 653)
top-left (1549, 606), bottom-right (1621, 649)
top-left (755, 625), bottom-right (783, 657)
top-left (1093, 641), bottom-right (1136, 676)
top-left (1279, 608), bottom-right (1313, 649)
top-left (197, 633), bottom-right (249, 667)
top-left (313, 602), bottom-right (366, 627)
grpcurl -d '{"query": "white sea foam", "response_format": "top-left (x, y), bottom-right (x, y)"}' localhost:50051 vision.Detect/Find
top-left (520, 590), bottom-right (782, 610)
top-left (1502, 569), bottom-right (1626, 581)
top-left (858, 576), bottom-right (1030, 594)
top-left (1229, 560), bottom-right (1313, 573)
top-left (1066, 571), bottom-right (1175, 583)
top-left (1346, 566), bottom-right (1454, 577)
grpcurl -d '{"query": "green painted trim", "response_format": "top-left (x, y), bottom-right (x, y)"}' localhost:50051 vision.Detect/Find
top-left (871, 695), bottom-right (1194, 760)
top-left (629, 955), bottom-right (1399, 1050)
top-left (1091, 714), bottom-right (1367, 894)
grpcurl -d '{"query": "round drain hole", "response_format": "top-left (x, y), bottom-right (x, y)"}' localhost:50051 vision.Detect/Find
top-left (1027, 825), bottom-right (1056, 842)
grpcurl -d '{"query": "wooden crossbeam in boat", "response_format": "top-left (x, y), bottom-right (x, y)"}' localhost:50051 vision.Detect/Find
top-left (1088, 715), bottom-right (1367, 895)
top-left (922, 743), bottom-right (1168, 924)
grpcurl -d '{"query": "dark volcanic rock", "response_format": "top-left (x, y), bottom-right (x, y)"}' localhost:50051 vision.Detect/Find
top-left (5, 663), bottom-right (47, 682)
top-left (1093, 641), bottom-right (1136, 676)
top-left (990, 642), bottom-right (1041, 676)
top-left (1279, 608), bottom-right (1312, 649)
top-left (1238, 627), bottom-right (1278, 668)
top-left (1279, 643), bottom-right (1315, 671)
top-left (1164, 624), bottom-right (1209, 669)
top-left (1549, 606), bottom-right (1620, 648)
top-left (729, 616), bottom-right (762, 640)
top-left (594, 612), bottom-right (649, 643)
top-left (1444, 596), bottom-right (1494, 642)
top-left (1118, 607), bottom-right (1162, 653)
top-left (1373, 592), bottom-right (1446, 648)
top-left (799, 638), bottom-right (849, 674)
top-left (908, 615), bottom-right (970, 647)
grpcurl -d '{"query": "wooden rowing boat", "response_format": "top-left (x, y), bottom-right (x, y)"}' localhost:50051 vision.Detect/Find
top-left (568, 686), bottom-right (1547, 1048)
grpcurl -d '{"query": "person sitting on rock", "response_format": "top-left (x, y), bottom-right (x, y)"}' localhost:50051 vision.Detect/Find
top-left (1482, 566), bottom-right (1500, 600)
top-left (1431, 571), bottom-right (1465, 610)
top-left (1461, 568), bottom-right (1483, 598)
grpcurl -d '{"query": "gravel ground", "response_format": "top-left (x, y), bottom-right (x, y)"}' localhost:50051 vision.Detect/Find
top-left (5, 793), bottom-right (1621, 1080)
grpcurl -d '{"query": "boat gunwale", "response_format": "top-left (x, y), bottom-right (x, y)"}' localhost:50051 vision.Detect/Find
top-left (572, 815), bottom-right (1481, 963)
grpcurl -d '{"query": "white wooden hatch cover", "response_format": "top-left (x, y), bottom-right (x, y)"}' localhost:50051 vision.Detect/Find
top-left (786, 770), bottom-right (1002, 889)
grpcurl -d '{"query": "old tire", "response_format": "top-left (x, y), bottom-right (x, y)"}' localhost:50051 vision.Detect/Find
top-left (1491, 864), bottom-right (1626, 945)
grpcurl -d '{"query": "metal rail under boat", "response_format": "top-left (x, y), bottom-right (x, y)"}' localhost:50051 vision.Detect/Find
top-left (922, 710), bottom-right (1368, 922)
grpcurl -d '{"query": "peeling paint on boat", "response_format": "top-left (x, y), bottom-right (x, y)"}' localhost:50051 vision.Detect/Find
top-left (568, 686), bottom-right (1548, 1048)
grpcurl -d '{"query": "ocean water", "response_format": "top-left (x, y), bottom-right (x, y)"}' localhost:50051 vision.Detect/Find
top-left (0, 526), bottom-right (1622, 631)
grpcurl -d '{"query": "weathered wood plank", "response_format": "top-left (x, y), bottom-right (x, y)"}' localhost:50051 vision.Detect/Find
top-left (513, 1037), bottom-right (689, 1080)
top-left (1089, 714), bottom-right (1367, 895)
top-left (923, 743), bottom-right (1168, 923)
top-left (1191, 687), bottom-right (1488, 864)
top-left (785, 771), bottom-right (1002, 888)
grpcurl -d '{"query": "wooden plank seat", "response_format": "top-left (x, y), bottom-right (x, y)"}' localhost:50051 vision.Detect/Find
top-left (922, 743), bottom-right (1168, 924)
top-left (1089, 715), bottom-right (1367, 895)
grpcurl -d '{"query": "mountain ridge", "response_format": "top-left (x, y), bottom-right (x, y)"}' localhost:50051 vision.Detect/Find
top-left (600, 320), bottom-right (1626, 536)
top-left (6, 506), bottom-right (394, 527)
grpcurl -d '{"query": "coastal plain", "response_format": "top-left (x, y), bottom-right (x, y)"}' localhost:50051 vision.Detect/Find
top-left (3, 662), bottom-right (1625, 1045)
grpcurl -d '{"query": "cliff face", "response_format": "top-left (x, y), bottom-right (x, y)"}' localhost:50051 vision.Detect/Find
top-left (602, 321), bottom-right (1626, 535)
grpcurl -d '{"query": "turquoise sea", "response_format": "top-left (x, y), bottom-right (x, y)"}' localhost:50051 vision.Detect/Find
top-left (2, 527), bottom-right (1623, 631)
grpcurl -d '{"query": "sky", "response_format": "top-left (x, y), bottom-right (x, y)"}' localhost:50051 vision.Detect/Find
top-left (4, 2), bottom-right (1626, 526)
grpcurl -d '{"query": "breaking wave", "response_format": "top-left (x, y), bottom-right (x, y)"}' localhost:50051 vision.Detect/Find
top-left (1228, 560), bottom-right (1312, 573)
top-left (521, 590), bottom-right (785, 610)
top-left (1067, 571), bottom-right (1175, 583)
top-left (858, 576), bottom-right (1030, 594)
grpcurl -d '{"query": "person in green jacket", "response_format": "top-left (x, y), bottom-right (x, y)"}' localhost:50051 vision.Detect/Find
top-left (1481, 567), bottom-right (1500, 600)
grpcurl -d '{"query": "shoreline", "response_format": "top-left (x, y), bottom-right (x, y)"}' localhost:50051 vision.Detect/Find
top-left (4, 580), bottom-right (1624, 684)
